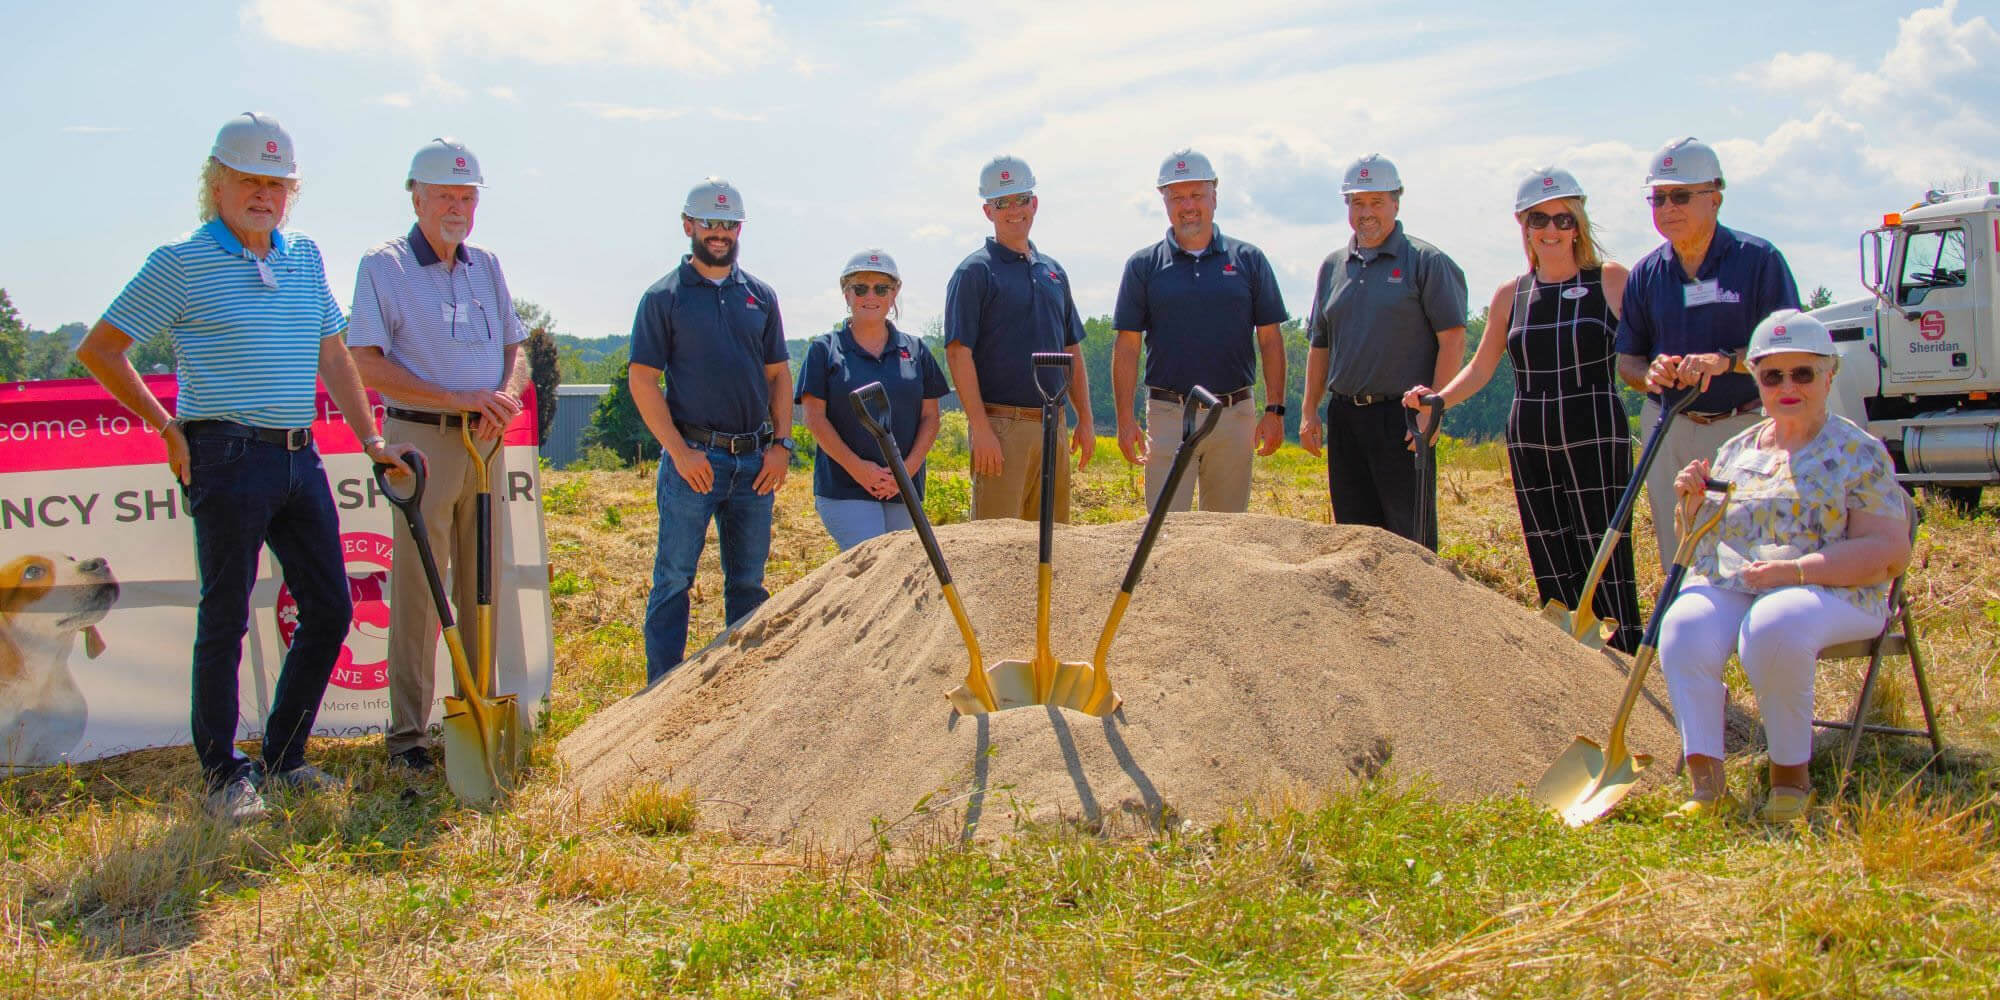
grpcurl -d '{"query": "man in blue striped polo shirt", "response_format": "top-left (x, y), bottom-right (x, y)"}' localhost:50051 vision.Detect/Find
top-left (75, 112), bottom-right (416, 822)
top-left (627, 178), bottom-right (792, 684)
top-left (348, 138), bottom-right (530, 775)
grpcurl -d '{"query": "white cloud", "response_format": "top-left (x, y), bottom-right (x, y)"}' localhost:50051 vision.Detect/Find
top-left (571, 102), bottom-right (688, 122)
top-left (60, 125), bottom-right (128, 134)
top-left (377, 93), bottom-right (412, 108)
top-left (244, 0), bottom-right (785, 73)
top-left (710, 109), bottom-right (767, 122)
top-left (486, 85), bottom-right (517, 101)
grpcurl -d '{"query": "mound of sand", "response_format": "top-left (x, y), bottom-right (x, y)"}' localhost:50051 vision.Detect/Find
top-left (559, 514), bottom-right (1680, 845)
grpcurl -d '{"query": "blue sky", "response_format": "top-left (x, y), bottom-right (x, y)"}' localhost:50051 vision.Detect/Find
top-left (4, 1), bottom-right (1996, 344)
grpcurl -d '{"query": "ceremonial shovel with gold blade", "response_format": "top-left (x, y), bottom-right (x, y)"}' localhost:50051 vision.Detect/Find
top-left (850, 357), bottom-right (1223, 718)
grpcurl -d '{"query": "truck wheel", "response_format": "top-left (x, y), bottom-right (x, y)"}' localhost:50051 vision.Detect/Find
top-left (1927, 485), bottom-right (1983, 517)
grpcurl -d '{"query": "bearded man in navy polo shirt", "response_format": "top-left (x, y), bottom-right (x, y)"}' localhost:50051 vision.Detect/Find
top-left (1112, 149), bottom-right (1288, 513)
top-left (627, 178), bottom-right (792, 684)
top-left (1614, 137), bottom-right (1801, 569)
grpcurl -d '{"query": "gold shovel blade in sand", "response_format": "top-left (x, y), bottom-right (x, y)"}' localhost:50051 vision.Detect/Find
top-left (947, 561), bottom-right (1101, 716)
top-left (1534, 479), bottom-right (1730, 827)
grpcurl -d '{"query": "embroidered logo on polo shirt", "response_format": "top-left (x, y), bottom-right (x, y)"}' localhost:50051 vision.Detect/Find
top-left (898, 346), bottom-right (912, 359)
top-left (1047, 269), bottom-right (1062, 282)
top-left (1388, 267), bottom-right (1404, 283)
top-left (1221, 263), bottom-right (1238, 276)
top-left (744, 294), bottom-right (760, 309)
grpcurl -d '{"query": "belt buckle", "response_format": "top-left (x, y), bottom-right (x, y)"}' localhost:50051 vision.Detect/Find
top-left (285, 427), bottom-right (311, 450)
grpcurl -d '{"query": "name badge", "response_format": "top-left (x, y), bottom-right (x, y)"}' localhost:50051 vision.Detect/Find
top-left (441, 302), bottom-right (472, 325)
top-left (1683, 279), bottom-right (1721, 307)
top-left (255, 259), bottom-right (278, 289)
top-left (1561, 286), bottom-right (1590, 300)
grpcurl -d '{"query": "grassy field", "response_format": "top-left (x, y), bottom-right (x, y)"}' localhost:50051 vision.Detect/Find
top-left (5, 425), bottom-right (1998, 998)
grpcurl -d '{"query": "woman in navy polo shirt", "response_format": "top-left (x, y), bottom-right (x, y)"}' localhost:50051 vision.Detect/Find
top-left (797, 249), bottom-right (951, 550)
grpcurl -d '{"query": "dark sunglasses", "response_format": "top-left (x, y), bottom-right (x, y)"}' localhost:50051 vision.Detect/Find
top-left (690, 218), bottom-right (741, 232)
top-left (1525, 211), bottom-right (1577, 231)
top-left (1647, 188), bottom-right (1717, 208)
top-left (847, 282), bottom-right (896, 297)
top-left (1756, 365), bottom-right (1821, 387)
top-left (987, 194), bottom-right (1033, 210)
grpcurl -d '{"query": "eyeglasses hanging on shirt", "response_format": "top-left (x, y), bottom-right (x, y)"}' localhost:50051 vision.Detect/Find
top-left (432, 262), bottom-right (495, 342)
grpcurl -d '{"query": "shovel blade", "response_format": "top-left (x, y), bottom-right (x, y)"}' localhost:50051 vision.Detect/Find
top-left (946, 658), bottom-right (1117, 717)
top-left (1531, 736), bottom-right (1653, 827)
top-left (441, 698), bottom-right (502, 808)
top-left (485, 693), bottom-right (523, 791)
top-left (1540, 600), bottom-right (1610, 651)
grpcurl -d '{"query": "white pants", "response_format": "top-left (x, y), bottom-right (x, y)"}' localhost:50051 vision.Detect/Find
top-left (1658, 584), bottom-right (1884, 766)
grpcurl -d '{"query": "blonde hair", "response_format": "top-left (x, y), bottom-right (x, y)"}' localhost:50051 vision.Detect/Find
top-left (1518, 196), bottom-right (1605, 271)
top-left (197, 158), bottom-right (299, 226)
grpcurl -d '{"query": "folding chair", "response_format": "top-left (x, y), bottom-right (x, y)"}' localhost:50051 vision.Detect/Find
top-left (1812, 498), bottom-right (1944, 788)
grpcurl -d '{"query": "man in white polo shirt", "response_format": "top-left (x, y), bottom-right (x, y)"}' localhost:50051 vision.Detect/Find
top-left (348, 138), bottom-right (529, 774)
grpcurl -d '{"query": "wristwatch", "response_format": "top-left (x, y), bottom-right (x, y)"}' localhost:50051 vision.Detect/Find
top-left (1264, 404), bottom-right (1286, 416)
top-left (362, 435), bottom-right (387, 452)
top-left (776, 435), bottom-right (796, 453)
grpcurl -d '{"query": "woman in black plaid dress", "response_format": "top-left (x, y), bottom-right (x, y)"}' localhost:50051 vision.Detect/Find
top-left (1402, 167), bottom-right (1643, 651)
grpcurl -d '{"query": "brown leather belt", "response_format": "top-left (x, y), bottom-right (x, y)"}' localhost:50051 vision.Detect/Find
top-left (1682, 399), bottom-right (1762, 425)
top-left (385, 406), bottom-right (481, 430)
top-left (982, 403), bottom-right (1044, 422)
top-left (1149, 386), bottom-right (1251, 407)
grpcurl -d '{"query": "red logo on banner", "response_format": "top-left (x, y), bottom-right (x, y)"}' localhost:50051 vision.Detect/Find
top-left (1920, 310), bottom-right (1947, 341)
top-left (277, 531), bottom-right (394, 690)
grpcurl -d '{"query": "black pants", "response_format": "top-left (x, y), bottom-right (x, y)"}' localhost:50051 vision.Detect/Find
top-left (185, 433), bottom-right (351, 791)
top-left (1506, 388), bottom-right (1642, 652)
top-left (1325, 398), bottom-right (1434, 551)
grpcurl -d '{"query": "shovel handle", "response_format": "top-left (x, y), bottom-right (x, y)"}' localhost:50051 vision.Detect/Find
top-left (1119, 384), bottom-right (1224, 596)
top-left (374, 450), bottom-right (428, 513)
top-left (1031, 351), bottom-right (1072, 405)
top-left (1402, 393), bottom-right (1446, 446)
top-left (375, 453), bottom-right (457, 632)
top-left (849, 382), bottom-right (949, 585)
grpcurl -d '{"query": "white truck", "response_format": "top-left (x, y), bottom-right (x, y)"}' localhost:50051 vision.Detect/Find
top-left (1816, 181), bottom-right (2000, 513)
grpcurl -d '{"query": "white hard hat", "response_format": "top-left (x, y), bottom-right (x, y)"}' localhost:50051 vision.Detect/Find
top-left (683, 177), bottom-right (746, 221)
top-left (1341, 153), bottom-right (1401, 194)
top-left (979, 155), bottom-right (1035, 199)
top-left (1514, 166), bottom-right (1586, 212)
top-left (210, 112), bottom-right (298, 179)
top-left (1645, 136), bottom-right (1724, 188)
top-left (839, 248), bottom-right (901, 282)
top-left (1156, 148), bottom-right (1218, 188)
top-left (1747, 309), bottom-right (1836, 360)
top-left (406, 137), bottom-right (484, 190)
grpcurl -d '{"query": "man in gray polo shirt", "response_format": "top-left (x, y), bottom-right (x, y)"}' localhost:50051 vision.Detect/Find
top-left (1301, 154), bottom-right (1468, 550)
top-left (348, 138), bottom-right (529, 774)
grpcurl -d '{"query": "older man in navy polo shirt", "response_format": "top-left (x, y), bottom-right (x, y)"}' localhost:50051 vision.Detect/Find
top-left (628, 178), bottom-right (792, 684)
top-left (1615, 137), bottom-right (1801, 569)
top-left (945, 155), bottom-right (1094, 522)
top-left (1112, 149), bottom-right (1288, 513)
top-left (348, 138), bottom-right (530, 774)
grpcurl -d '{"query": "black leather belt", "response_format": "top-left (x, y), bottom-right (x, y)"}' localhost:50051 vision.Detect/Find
top-left (1328, 391), bottom-right (1397, 406)
top-left (1148, 386), bottom-right (1251, 407)
top-left (676, 421), bottom-right (771, 455)
top-left (386, 406), bottom-right (480, 430)
top-left (1682, 399), bottom-right (1762, 425)
top-left (180, 419), bottom-right (313, 451)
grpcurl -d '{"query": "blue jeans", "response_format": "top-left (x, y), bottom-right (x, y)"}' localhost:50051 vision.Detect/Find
top-left (184, 433), bottom-right (351, 791)
top-left (814, 495), bottom-right (914, 551)
top-left (645, 445), bottom-right (774, 682)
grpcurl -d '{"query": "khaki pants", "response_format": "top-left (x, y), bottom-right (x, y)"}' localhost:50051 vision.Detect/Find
top-left (1640, 398), bottom-right (1760, 574)
top-left (1144, 396), bottom-right (1259, 513)
top-left (384, 417), bottom-right (510, 755)
top-left (970, 408), bottom-right (1071, 523)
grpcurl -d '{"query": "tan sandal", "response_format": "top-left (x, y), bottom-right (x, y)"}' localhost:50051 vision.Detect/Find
top-left (1665, 792), bottom-right (1739, 823)
top-left (1759, 787), bottom-right (1816, 824)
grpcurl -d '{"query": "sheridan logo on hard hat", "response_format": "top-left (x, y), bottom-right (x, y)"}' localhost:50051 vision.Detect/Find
top-left (1543, 177), bottom-right (1555, 188)
top-left (1000, 170), bottom-right (1011, 181)
top-left (1359, 168), bottom-right (1370, 179)
top-left (262, 139), bottom-right (281, 162)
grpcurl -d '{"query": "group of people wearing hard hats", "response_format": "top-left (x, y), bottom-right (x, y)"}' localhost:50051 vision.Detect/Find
top-left (74, 110), bottom-right (1902, 828)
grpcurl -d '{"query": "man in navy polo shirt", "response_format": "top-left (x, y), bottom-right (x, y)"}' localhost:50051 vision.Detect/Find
top-left (945, 155), bottom-right (1094, 522)
top-left (1112, 149), bottom-right (1288, 513)
top-left (1300, 153), bottom-right (1468, 551)
top-left (627, 177), bottom-right (792, 684)
top-left (1615, 137), bottom-right (1801, 569)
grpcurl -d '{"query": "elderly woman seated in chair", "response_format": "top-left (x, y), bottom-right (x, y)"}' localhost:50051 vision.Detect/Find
top-left (1659, 310), bottom-right (1912, 824)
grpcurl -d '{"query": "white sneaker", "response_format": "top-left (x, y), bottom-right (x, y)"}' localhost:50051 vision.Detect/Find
top-left (206, 775), bottom-right (268, 823)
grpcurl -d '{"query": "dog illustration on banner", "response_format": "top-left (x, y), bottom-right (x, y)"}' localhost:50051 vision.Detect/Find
top-left (0, 553), bottom-right (120, 768)
top-left (275, 531), bottom-right (395, 691)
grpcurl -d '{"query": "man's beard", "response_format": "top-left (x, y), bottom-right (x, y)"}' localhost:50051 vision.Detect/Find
top-left (690, 234), bottom-right (738, 268)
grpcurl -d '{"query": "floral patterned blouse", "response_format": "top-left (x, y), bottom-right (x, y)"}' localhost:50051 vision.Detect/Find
top-left (1687, 414), bottom-right (1905, 619)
